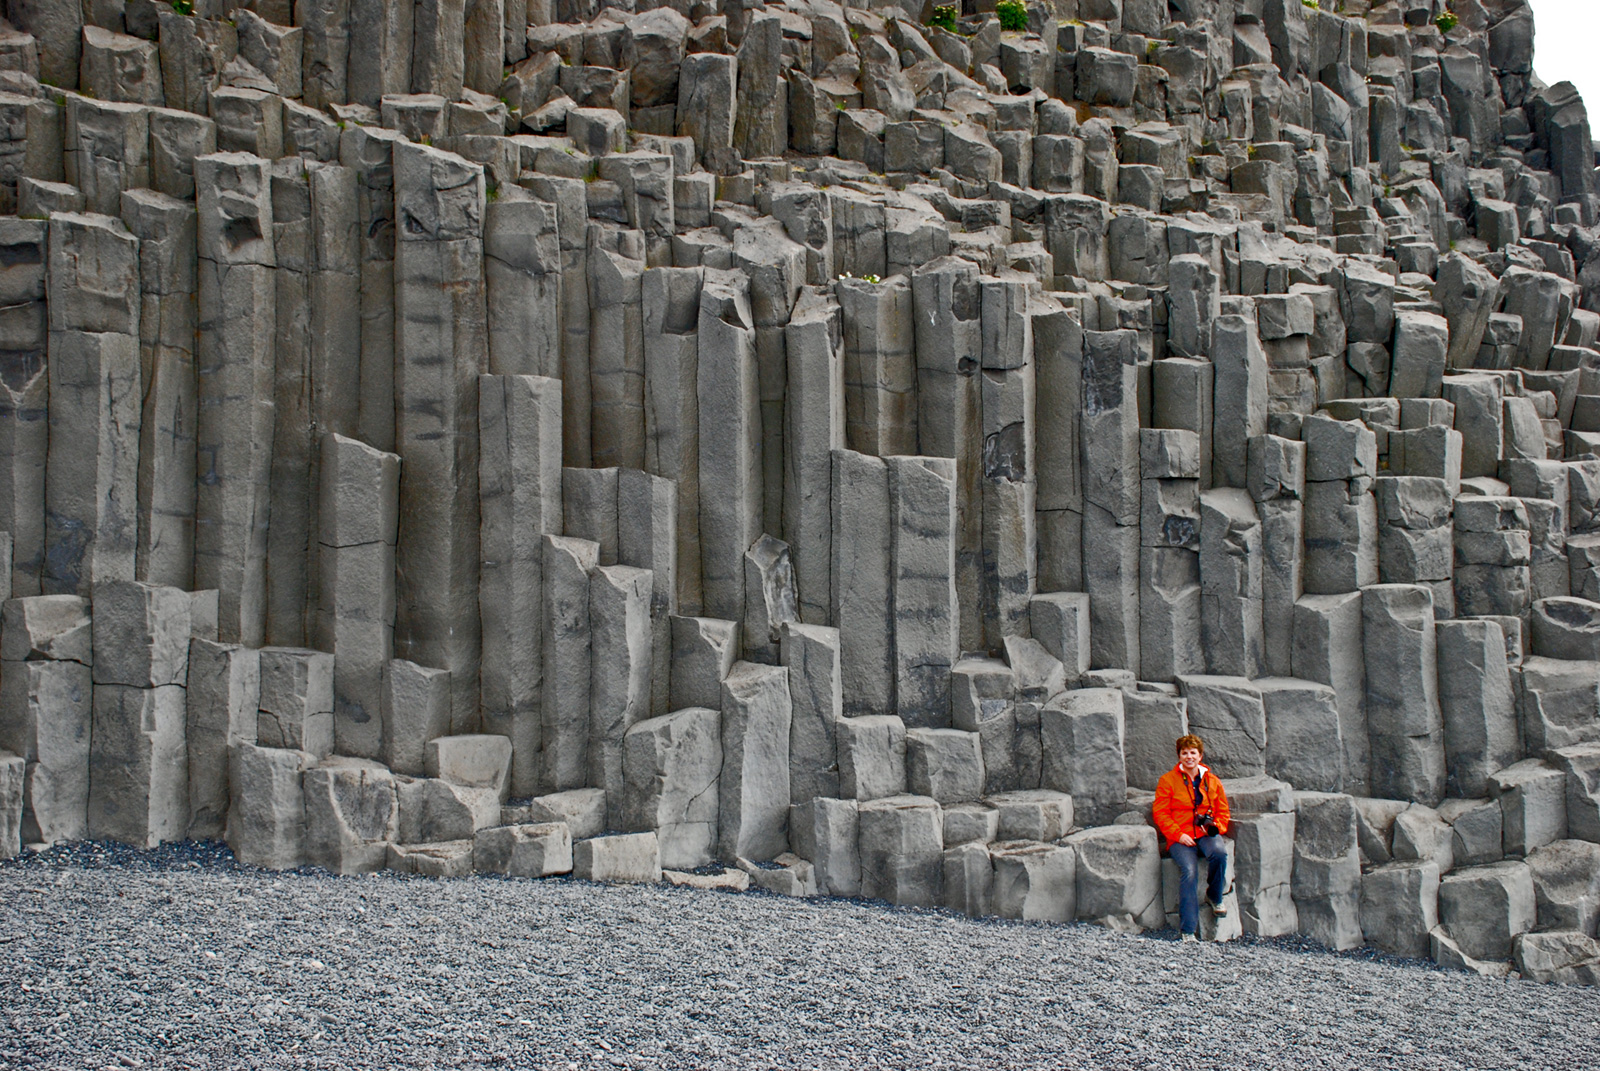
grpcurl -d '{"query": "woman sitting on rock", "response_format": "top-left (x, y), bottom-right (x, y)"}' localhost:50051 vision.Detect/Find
top-left (1152, 734), bottom-right (1232, 943)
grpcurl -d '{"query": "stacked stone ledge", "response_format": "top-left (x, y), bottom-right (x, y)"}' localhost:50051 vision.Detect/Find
top-left (0, 0), bottom-right (1599, 984)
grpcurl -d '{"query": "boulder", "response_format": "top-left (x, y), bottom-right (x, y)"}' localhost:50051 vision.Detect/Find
top-left (473, 822), bottom-right (574, 877)
top-left (990, 840), bottom-right (1077, 922)
top-left (573, 832), bottom-right (662, 883)
top-left (1525, 839), bottom-right (1600, 935)
top-left (1360, 861), bottom-right (1440, 959)
top-left (858, 794), bottom-right (943, 907)
top-left (1066, 824), bottom-right (1164, 931)
top-left (1438, 860), bottom-right (1536, 962)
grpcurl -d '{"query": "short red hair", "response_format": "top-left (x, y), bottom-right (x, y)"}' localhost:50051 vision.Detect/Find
top-left (1175, 734), bottom-right (1204, 755)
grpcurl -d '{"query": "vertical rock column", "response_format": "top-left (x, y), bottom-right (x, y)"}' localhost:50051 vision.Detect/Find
top-left (526, 176), bottom-right (590, 469)
top-left (696, 269), bottom-right (760, 622)
top-left (64, 97), bottom-right (149, 218)
top-left (479, 374), bottom-right (562, 797)
top-left (297, 0), bottom-right (350, 110)
top-left (839, 274), bottom-right (917, 460)
top-left (87, 581), bottom-right (191, 848)
top-left (195, 152), bottom-right (276, 647)
top-left (888, 456), bottom-right (957, 729)
top-left (833, 449), bottom-right (893, 717)
top-left (0, 219), bottom-right (48, 596)
top-left (1210, 314), bottom-right (1268, 490)
top-left (735, 221), bottom-right (804, 539)
top-left (412, 0), bottom-right (466, 100)
top-left (1033, 297), bottom-right (1083, 594)
top-left (1302, 413), bottom-right (1378, 596)
top-left (121, 190), bottom-right (197, 591)
top-left (1138, 428), bottom-right (1202, 681)
top-left (340, 124), bottom-right (403, 453)
top-left (392, 141), bottom-right (487, 734)
top-left (1081, 328), bottom-right (1141, 676)
top-left (484, 195), bottom-right (561, 379)
top-left (1249, 434), bottom-right (1306, 678)
top-left (591, 564), bottom-right (652, 829)
top-left (265, 158), bottom-right (314, 646)
top-left (316, 433), bottom-right (399, 761)
top-left (1199, 489), bottom-right (1265, 678)
top-left (1363, 584), bottom-right (1446, 806)
top-left (541, 535), bottom-right (598, 794)
top-left (0, 595), bottom-right (93, 843)
top-left (618, 468), bottom-right (677, 717)
top-left (980, 274), bottom-right (1035, 648)
top-left (589, 242), bottom-right (648, 471)
top-left (266, 161), bottom-right (360, 645)
top-left (43, 212), bottom-right (142, 596)
top-left (644, 266), bottom-right (704, 615)
top-left (783, 286), bottom-right (843, 626)
top-left (185, 637), bottom-right (259, 839)
top-left (733, 11), bottom-right (786, 161)
top-left (911, 257), bottom-right (983, 645)
top-left (346, 0), bottom-right (413, 108)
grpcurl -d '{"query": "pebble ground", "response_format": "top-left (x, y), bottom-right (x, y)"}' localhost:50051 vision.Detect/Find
top-left (2, 841), bottom-right (1597, 1070)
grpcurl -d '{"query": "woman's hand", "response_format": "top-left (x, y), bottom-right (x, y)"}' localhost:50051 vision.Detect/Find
top-left (1178, 834), bottom-right (1196, 847)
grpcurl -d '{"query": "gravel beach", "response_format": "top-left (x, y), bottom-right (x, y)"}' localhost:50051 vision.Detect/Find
top-left (1, 842), bottom-right (1596, 1071)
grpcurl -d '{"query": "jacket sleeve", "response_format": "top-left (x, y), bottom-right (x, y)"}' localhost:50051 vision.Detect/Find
top-left (1151, 772), bottom-right (1184, 846)
top-left (1211, 774), bottom-right (1231, 836)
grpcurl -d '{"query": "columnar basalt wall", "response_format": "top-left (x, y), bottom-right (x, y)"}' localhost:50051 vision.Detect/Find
top-left (0, 0), bottom-right (1598, 983)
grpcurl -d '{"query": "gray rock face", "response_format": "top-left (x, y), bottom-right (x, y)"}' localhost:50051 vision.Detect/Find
top-left (185, 639), bottom-right (258, 839)
top-left (257, 647), bottom-right (334, 760)
top-left (1525, 839), bottom-right (1600, 936)
top-left (1176, 676), bottom-right (1265, 779)
top-left (87, 683), bottom-right (188, 848)
top-left (4, 0), bottom-right (1600, 984)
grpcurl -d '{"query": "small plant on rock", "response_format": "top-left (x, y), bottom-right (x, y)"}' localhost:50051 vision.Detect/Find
top-left (1302, 0), bottom-right (1318, 8)
top-left (1435, 8), bottom-right (1458, 32)
top-left (172, 0), bottom-right (194, 12)
top-left (996, 0), bottom-right (1028, 33)
top-left (929, 4), bottom-right (958, 33)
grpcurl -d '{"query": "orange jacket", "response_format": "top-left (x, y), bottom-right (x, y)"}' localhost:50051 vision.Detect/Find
top-left (1151, 763), bottom-right (1231, 850)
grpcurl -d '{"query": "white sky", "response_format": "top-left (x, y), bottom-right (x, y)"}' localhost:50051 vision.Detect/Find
top-left (1528, 0), bottom-right (1600, 121)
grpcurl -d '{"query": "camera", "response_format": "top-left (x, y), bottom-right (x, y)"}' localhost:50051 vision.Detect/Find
top-left (1195, 812), bottom-right (1219, 837)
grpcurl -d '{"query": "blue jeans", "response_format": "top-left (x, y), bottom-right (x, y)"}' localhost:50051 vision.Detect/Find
top-left (1170, 835), bottom-right (1229, 935)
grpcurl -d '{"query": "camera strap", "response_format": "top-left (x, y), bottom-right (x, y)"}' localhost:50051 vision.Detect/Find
top-left (1190, 773), bottom-right (1206, 832)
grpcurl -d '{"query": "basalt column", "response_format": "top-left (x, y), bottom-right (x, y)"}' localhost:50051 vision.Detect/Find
top-left (479, 374), bottom-right (563, 797)
top-left (0, 220), bottom-right (48, 597)
top-left (44, 211), bottom-right (141, 597)
top-left (195, 152), bottom-right (276, 647)
top-left (121, 190), bottom-right (198, 592)
top-left (392, 141), bottom-right (488, 733)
